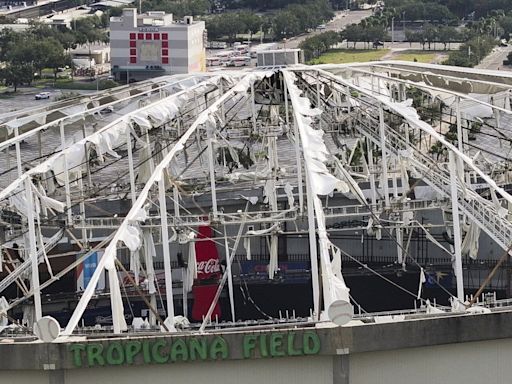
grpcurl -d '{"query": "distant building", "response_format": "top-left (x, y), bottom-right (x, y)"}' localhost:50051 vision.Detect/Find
top-left (110, 8), bottom-right (206, 82)
top-left (256, 49), bottom-right (304, 67)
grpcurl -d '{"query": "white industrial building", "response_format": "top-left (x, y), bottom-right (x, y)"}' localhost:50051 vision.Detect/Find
top-left (110, 8), bottom-right (206, 82)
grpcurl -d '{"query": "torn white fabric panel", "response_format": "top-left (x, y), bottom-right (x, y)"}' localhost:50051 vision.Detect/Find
top-left (32, 186), bottom-right (65, 213)
top-left (138, 144), bottom-right (155, 183)
top-left (268, 234), bottom-right (278, 279)
top-left (417, 268), bottom-right (426, 299)
top-left (396, 227), bottom-right (403, 265)
top-left (283, 70), bottom-right (343, 197)
top-left (108, 269), bottom-right (128, 332)
top-left (130, 250), bottom-right (141, 284)
top-left (52, 145), bottom-right (87, 184)
top-left (243, 237), bottom-right (251, 260)
top-left (61, 104), bottom-right (88, 117)
top-left (246, 223), bottom-right (280, 236)
top-left (461, 221), bottom-right (480, 260)
top-left (186, 240), bottom-right (197, 292)
top-left (284, 183), bottom-right (295, 207)
top-left (143, 230), bottom-right (156, 294)
top-left (4, 114), bottom-right (46, 135)
top-left (118, 225), bottom-right (142, 253)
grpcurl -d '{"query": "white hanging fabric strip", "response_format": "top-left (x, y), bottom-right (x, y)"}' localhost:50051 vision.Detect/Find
top-left (283, 70), bottom-right (353, 325)
top-left (243, 237), bottom-right (252, 260)
top-left (186, 235), bottom-right (197, 292)
top-left (143, 229), bottom-right (156, 294)
top-left (417, 268), bottom-right (426, 299)
top-left (130, 250), bottom-right (141, 284)
top-left (268, 234), bottom-right (278, 279)
top-left (284, 182), bottom-right (295, 207)
top-left (461, 220), bottom-right (481, 260)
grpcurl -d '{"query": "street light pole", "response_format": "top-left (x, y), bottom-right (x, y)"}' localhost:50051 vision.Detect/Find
top-left (391, 17), bottom-right (395, 46)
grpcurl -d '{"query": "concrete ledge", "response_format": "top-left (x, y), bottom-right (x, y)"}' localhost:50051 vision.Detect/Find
top-left (1, 309), bottom-right (512, 370)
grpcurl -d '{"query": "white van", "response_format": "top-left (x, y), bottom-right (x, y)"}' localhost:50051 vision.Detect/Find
top-left (225, 56), bottom-right (251, 67)
top-left (234, 44), bottom-right (249, 55)
top-left (207, 57), bottom-right (222, 66)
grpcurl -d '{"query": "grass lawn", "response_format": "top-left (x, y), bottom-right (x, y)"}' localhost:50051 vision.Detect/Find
top-left (309, 49), bottom-right (390, 64)
top-left (391, 50), bottom-right (440, 63)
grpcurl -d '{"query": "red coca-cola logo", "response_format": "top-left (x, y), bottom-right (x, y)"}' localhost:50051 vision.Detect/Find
top-left (197, 258), bottom-right (220, 275)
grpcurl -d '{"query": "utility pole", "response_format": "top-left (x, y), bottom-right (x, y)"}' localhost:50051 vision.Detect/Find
top-left (391, 17), bottom-right (395, 46)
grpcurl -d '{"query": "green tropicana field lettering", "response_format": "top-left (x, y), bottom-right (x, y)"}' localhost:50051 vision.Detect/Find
top-left (242, 331), bottom-right (320, 358)
top-left (68, 332), bottom-right (321, 368)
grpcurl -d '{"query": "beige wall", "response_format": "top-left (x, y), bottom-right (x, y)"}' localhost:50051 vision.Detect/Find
top-left (65, 356), bottom-right (333, 384)
top-left (0, 371), bottom-right (50, 384)
top-left (350, 338), bottom-right (512, 384)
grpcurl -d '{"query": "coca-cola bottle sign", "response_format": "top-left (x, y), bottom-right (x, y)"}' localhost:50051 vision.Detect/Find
top-left (197, 258), bottom-right (221, 276)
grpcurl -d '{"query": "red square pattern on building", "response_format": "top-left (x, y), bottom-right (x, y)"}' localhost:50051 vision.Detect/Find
top-left (162, 57), bottom-right (169, 64)
top-left (154, 33), bottom-right (160, 40)
top-left (138, 33), bottom-right (144, 40)
top-left (162, 49), bottom-right (168, 56)
top-left (145, 33), bottom-right (152, 40)
top-left (162, 33), bottom-right (168, 40)
top-left (129, 33), bottom-right (136, 40)
top-left (162, 41), bottom-right (168, 48)
top-left (130, 48), bottom-right (136, 56)
top-left (130, 57), bottom-right (137, 63)
top-left (130, 40), bottom-right (136, 47)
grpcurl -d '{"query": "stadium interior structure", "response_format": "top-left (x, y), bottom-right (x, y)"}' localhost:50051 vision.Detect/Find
top-left (1, 62), bottom-right (512, 338)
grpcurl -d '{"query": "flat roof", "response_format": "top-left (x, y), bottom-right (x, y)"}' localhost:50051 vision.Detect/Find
top-left (92, 0), bottom-right (133, 7)
top-left (258, 49), bottom-right (301, 54)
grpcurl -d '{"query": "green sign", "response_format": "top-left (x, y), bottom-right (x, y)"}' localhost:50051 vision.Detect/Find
top-left (68, 331), bottom-right (321, 368)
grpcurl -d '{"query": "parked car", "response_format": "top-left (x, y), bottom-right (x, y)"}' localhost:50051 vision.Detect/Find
top-left (225, 56), bottom-right (251, 67)
top-left (35, 92), bottom-right (51, 100)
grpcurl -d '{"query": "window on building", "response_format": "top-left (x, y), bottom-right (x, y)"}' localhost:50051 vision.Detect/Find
top-left (130, 48), bottom-right (136, 56)
top-left (129, 33), bottom-right (136, 40)
top-left (162, 33), bottom-right (168, 40)
top-left (138, 33), bottom-right (144, 40)
top-left (154, 33), bottom-right (160, 40)
top-left (130, 40), bottom-right (136, 47)
top-left (162, 57), bottom-right (169, 64)
top-left (162, 41), bottom-right (168, 48)
top-left (145, 33), bottom-right (152, 40)
top-left (162, 49), bottom-right (168, 56)
top-left (130, 57), bottom-right (137, 63)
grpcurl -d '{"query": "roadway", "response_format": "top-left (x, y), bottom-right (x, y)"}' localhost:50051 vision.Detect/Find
top-left (476, 45), bottom-right (512, 72)
top-left (278, 9), bottom-right (373, 49)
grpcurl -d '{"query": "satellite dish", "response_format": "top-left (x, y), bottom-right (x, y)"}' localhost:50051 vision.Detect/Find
top-left (327, 299), bottom-right (354, 326)
top-left (33, 316), bottom-right (61, 342)
top-left (0, 297), bottom-right (9, 327)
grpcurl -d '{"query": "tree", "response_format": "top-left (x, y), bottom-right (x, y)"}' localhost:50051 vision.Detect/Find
top-left (340, 24), bottom-right (363, 48)
top-left (405, 29), bottom-right (416, 47)
top-left (437, 26), bottom-right (459, 49)
top-left (238, 12), bottom-right (262, 40)
top-left (299, 30), bottom-right (341, 60)
top-left (73, 17), bottom-right (108, 71)
top-left (423, 23), bottom-right (438, 50)
top-left (0, 63), bottom-right (33, 92)
top-left (217, 13), bottom-right (245, 40)
top-left (272, 10), bottom-right (300, 38)
top-left (0, 28), bottom-right (21, 61)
